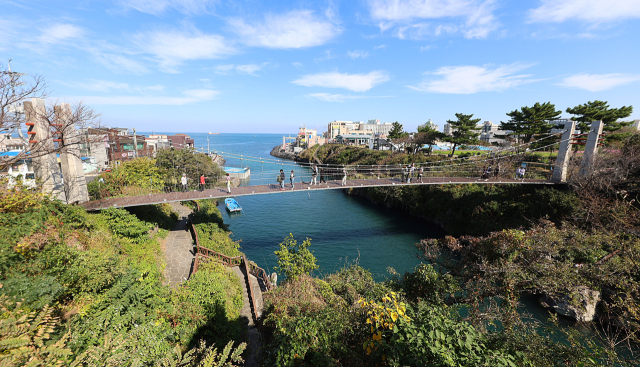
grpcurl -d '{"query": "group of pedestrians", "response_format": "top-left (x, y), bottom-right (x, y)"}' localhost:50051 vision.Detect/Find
top-left (516, 166), bottom-right (526, 180)
top-left (179, 172), bottom-right (232, 193)
top-left (480, 165), bottom-right (500, 180)
top-left (400, 163), bottom-right (423, 183)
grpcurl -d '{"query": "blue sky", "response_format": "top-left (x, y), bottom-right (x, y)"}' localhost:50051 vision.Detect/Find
top-left (2, 0), bottom-right (639, 134)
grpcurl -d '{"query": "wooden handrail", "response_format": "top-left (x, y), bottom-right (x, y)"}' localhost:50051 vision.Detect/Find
top-left (188, 215), bottom-right (273, 323)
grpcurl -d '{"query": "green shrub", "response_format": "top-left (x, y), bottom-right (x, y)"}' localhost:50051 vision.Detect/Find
top-left (169, 261), bottom-right (243, 348)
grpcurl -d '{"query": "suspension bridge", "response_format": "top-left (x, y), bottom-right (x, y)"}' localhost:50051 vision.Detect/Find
top-left (79, 120), bottom-right (603, 211)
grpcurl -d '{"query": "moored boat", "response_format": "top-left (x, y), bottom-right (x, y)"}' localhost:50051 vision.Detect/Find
top-left (224, 198), bottom-right (242, 212)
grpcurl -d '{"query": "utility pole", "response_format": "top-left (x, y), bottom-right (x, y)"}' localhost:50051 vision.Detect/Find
top-left (132, 128), bottom-right (138, 158)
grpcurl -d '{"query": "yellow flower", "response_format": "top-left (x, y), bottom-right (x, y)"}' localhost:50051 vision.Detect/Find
top-left (373, 331), bottom-right (382, 341)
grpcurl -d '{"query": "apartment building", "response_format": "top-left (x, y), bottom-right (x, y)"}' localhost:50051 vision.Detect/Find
top-left (327, 120), bottom-right (394, 140)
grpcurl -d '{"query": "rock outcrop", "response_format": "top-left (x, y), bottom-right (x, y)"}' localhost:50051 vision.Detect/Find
top-left (539, 286), bottom-right (600, 322)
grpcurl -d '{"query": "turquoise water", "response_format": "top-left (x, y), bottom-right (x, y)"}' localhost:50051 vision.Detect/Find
top-left (149, 132), bottom-right (443, 279)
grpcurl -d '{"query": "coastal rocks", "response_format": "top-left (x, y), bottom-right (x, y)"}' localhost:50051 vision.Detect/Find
top-left (539, 286), bottom-right (601, 322)
top-left (270, 145), bottom-right (297, 160)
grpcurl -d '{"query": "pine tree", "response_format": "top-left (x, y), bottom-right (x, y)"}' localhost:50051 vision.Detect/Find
top-left (498, 102), bottom-right (561, 143)
top-left (387, 121), bottom-right (405, 139)
top-left (444, 113), bottom-right (481, 155)
top-left (566, 100), bottom-right (633, 132)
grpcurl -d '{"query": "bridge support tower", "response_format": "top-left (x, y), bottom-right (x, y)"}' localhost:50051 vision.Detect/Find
top-left (552, 120), bottom-right (576, 183)
top-left (578, 120), bottom-right (604, 178)
top-left (24, 98), bottom-right (65, 200)
top-left (56, 103), bottom-right (89, 204)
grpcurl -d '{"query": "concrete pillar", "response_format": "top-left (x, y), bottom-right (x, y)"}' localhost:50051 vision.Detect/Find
top-left (24, 98), bottom-right (65, 200)
top-left (56, 103), bottom-right (89, 204)
top-left (579, 120), bottom-right (604, 178)
top-left (552, 120), bottom-right (576, 183)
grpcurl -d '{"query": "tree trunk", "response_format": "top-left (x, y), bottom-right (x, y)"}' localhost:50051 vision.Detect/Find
top-left (450, 143), bottom-right (457, 156)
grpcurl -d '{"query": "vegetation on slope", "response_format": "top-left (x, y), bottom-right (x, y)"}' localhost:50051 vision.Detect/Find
top-left (261, 236), bottom-right (630, 366)
top-left (0, 184), bottom-right (246, 366)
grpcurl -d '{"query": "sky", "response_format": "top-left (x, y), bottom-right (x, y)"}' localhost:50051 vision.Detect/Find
top-left (1, 0), bottom-right (639, 134)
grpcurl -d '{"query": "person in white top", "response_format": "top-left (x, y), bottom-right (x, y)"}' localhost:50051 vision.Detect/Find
top-left (226, 173), bottom-right (231, 193)
top-left (181, 174), bottom-right (188, 192)
top-left (290, 170), bottom-right (295, 189)
top-left (342, 166), bottom-right (347, 186)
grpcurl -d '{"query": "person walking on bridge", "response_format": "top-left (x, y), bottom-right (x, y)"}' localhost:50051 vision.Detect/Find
top-left (409, 164), bottom-right (415, 183)
top-left (199, 174), bottom-right (207, 191)
top-left (290, 169), bottom-right (295, 189)
top-left (418, 166), bottom-right (424, 183)
top-left (226, 173), bottom-right (231, 193)
top-left (181, 174), bottom-right (188, 192)
top-left (342, 166), bottom-right (347, 186)
top-left (311, 164), bottom-right (318, 185)
top-left (279, 169), bottom-right (286, 190)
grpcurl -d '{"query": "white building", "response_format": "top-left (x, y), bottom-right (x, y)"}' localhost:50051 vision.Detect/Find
top-left (418, 119), bottom-right (439, 132)
top-left (328, 120), bottom-right (394, 140)
top-left (443, 123), bottom-right (453, 136)
top-left (479, 121), bottom-right (504, 144)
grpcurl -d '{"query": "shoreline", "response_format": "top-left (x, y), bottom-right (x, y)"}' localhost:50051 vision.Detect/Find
top-left (269, 145), bottom-right (297, 160)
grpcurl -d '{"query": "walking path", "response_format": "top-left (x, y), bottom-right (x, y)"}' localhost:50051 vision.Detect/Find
top-left (164, 202), bottom-right (195, 288)
top-left (232, 266), bottom-right (264, 367)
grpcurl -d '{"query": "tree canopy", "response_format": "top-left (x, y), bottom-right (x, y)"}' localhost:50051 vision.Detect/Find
top-left (387, 121), bottom-right (406, 139)
top-left (566, 100), bottom-right (633, 132)
top-left (498, 102), bottom-right (562, 143)
top-left (156, 147), bottom-right (224, 187)
top-left (414, 125), bottom-right (445, 155)
top-left (443, 113), bottom-right (481, 155)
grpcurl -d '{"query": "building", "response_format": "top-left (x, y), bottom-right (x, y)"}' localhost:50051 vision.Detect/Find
top-left (327, 120), bottom-right (394, 140)
top-left (0, 133), bottom-right (27, 152)
top-left (335, 134), bottom-right (372, 146)
top-left (443, 123), bottom-right (453, 136)
top-left (146, 134), bottom-right (171, 151)
top-left (78, 130), bottom-right (109, 172)
top-left (90, 128), bottom-right (153, 163)
top-left (479, 121), bottom-right (503, 144)
top-left (168, 134), bottom-right (194, 149)
top-left (633, 119), bottom-right (640, 131)
top-left (297, 126), bottom-right (325, 148)
top-left (418, 119), bottom-right (439, 132)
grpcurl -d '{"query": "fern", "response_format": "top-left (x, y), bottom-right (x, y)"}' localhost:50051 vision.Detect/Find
top-left (0, 296), bottom-right (72, 366)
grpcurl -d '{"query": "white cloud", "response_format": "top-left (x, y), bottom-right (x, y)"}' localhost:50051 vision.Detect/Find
top-left (558, 73), bottom-right (640, 92)
top-left (306, 93), bottom-right (365, 102)
top-left (367, 0), bottom-right (498, 39)
top-left (229, 10), bottom-right (341, 49)
top-left (61, 79), bottom-right (165, 93)
top-left (420, 45), bottom-right (433, 51)
top-left (410, 63), bottom-right (536, 94)
top-left (292, 62), bottom-right (303, 69)
top-left (39, 24), bottom-right (83, 44)
top-left (121, 0), bottom-right (217, 15)
top-left (133, 29), bottom-right (235, 72)
top-left (374, 44), bottom-right (387, 49)
top-left (215, 64), bottom-right (265, 75)
top-left (91, 52), bottom-right (149, 74)
top-left (348, 50), bottom-right (369, 59)
top-left (528, 0), bottom-right (640, 23)
top-left (71, 88), bottom-right (219, 105)
top-left (293, 71), bottom-right (390, 92)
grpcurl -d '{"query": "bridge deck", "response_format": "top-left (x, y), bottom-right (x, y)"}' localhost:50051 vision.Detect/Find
top-left (81, 177), bottom-right (554, 211)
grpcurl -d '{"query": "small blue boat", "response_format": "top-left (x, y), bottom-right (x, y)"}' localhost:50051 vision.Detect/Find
top-left (224, 198), bottom-right (243, 213)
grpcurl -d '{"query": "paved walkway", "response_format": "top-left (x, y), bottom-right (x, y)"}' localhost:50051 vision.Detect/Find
top-left (82, 176), bottom-right (554, 211)
top-left (164, 202), bottom-right (195, 288)
top-left (232, 266), bottom-right (264, 367)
